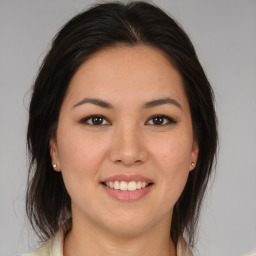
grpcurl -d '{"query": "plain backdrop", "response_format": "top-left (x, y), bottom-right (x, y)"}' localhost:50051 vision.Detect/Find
top-left (0, 0), bottom-right (255, 255)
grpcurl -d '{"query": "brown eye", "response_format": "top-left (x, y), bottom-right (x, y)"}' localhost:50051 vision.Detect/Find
top-left (146, 115), bottom-right (176, 126)
top-left (152, 116), bottom-right (164, 125)
top-left (80, 115), bottom-right (110, 126)
top-left (91, 116), bottom-right (104, 125)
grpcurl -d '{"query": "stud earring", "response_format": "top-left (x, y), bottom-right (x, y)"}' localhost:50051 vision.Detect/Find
top-left (52, 163), bottom-right (57, 168)
top-left (191, 162), bottom-right (195, 167)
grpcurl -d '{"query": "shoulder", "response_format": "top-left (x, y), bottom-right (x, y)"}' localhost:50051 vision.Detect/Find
top-left (177, 237), bottom-right (194, 256)
top-left (19, 241), bottom-right (51, 256)
top-left (19, 238), bottom-right (54, 256)
top-left (19, 227), bottom-right (65, 256)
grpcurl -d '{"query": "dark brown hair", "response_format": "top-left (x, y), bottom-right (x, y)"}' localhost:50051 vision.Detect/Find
top-left (26, 0), bottom-right (218, 248)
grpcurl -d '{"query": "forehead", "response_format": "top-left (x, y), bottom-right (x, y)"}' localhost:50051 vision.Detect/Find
top-left (64, 45), bottom-right (189, 110)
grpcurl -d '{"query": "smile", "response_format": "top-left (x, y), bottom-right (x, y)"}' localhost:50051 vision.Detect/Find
top-left (103, 181), bottom-right (151, 191)
top-left (101, 175), bottom-right (154, 201)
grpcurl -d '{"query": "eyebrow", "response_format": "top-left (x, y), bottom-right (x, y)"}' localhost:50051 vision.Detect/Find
top-left (72, 97), bottom-right (182, 109)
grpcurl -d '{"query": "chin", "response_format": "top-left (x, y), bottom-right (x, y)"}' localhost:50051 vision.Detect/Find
top-left (99, 212), bottom-right (159, 237)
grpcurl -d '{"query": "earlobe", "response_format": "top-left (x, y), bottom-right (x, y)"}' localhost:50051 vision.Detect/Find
top-left (190, 140), bottom-right (199, 171)
top-left (49, 138), bottom-right (61, 172)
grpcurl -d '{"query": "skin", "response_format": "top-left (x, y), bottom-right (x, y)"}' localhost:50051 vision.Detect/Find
top-left (50, 45), bottom-right (198, 256)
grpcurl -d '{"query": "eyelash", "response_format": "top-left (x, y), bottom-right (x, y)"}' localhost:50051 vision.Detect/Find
top-left (79, 114), bottom-right (177, 127)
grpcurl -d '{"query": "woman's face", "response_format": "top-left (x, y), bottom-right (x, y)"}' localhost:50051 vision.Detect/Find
top-left (50, 45), bottom-right (198, 236)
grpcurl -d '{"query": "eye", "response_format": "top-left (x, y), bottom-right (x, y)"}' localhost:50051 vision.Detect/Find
top-left (79, 114), bottom-right (176, 127)
top-left (146, 115), bottom-right (177, 126)
top-left (80, 115), bottom-right (110, 126)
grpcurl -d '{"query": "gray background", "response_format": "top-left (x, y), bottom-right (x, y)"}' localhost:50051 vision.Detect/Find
top-left (0, 0), bottom-right (255, 255)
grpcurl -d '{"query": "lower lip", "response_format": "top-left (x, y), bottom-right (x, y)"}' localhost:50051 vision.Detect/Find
top-left (101, 184), bottom-right (153, 201)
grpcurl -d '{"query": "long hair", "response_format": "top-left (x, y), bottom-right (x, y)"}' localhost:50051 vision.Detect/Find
top-left (26, 1), bottom-right (218, 248)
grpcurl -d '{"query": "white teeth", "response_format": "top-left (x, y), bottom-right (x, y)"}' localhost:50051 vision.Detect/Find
top-left (114, 181), bottom-right (119, 190)
top-left (136, 181), bottom-right (142, 189)
top-left (109, 181), bottom-right (114, 188)
top-left (141, 181), bottom-right (146, 188)
top-left (128, 181), bottom-right (136, 191)
top-left (105, 181), bottom-right (150, 191)
top-left (120, 181), bottom-right (128, 191)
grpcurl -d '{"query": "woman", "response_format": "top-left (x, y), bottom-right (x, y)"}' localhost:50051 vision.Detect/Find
top-left (24, 1), bottom-right (218, 256)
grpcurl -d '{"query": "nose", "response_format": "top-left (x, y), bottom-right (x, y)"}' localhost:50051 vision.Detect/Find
top-left (109, 123), bottom-right (148, 167)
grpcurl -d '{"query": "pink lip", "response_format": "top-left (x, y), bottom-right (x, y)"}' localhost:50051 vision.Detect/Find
top-left (102, 184), bottom-right (153, 201)
top-left (100, 174), bottom-right (154, 202)
top-left (102, 174), bottom-right (153, 183)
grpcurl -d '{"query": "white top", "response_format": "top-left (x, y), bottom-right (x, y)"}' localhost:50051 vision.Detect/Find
top-left (21, 227), bottom-right (193, 256)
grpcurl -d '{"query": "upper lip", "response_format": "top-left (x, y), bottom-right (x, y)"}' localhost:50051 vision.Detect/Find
top-left (101, 174), bottom-right (154, 183)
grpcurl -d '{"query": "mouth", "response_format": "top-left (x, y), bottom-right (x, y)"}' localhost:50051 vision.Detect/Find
top-left (100, 174), bottom-right (154, 201)
top-left (101, 181), bottom-right (153, 191)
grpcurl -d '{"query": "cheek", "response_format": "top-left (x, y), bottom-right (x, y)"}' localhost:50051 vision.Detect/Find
top-left (153, 134), bottom-right (193, 172)
top-left (57, 126), bottom-right (107, 167)
top-left (56, 130), bottom-right (110, 208)
top-left (56, 126), bottom-right (109, 191)
top-left (150, 134), bottom-right (192, 199)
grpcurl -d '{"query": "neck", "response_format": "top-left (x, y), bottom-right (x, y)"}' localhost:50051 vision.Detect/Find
top-left (64, 216), bottom-right (177, 256)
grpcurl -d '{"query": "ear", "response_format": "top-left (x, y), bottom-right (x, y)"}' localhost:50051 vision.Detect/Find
top-left (49, 138), bottom-right (61, 172)
top-left (189, 140), bottom-right (199, 171)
